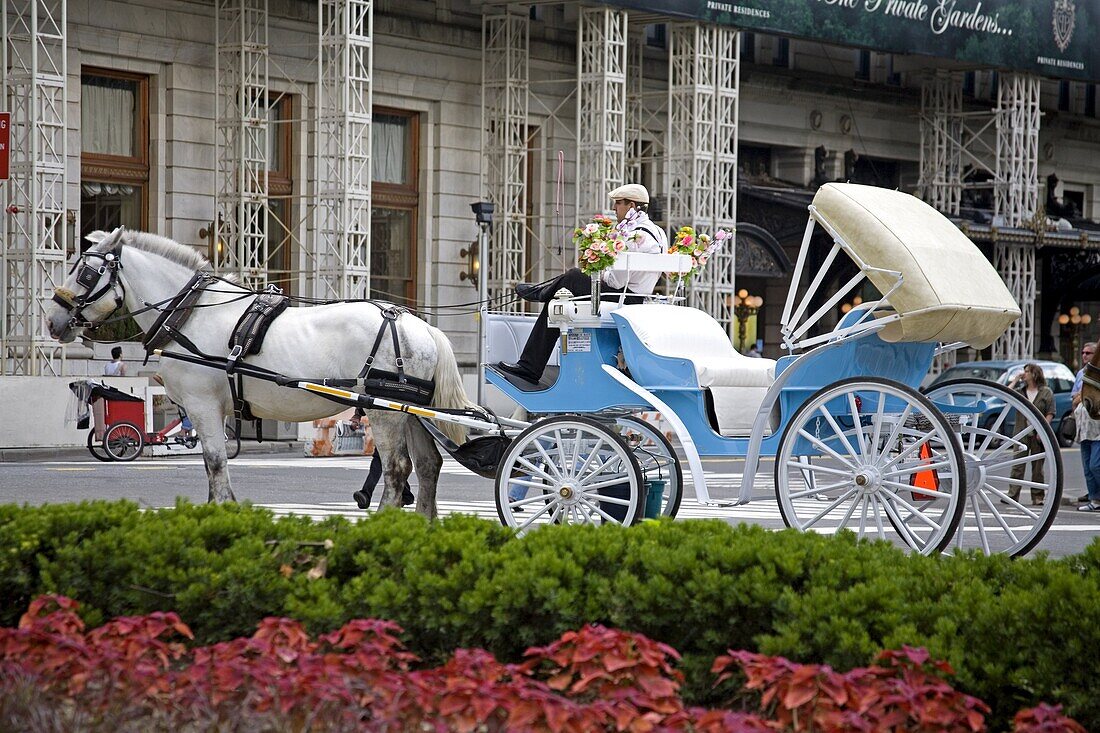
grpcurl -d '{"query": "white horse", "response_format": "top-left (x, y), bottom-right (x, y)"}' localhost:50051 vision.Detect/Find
top-left (46, 227), bottom-right (473, 518)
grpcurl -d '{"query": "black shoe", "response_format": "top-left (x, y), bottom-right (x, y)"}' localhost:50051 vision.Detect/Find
top-left (402, 485), bottom-right (415, 507)
top-left (353, 490), bottom-right (373, 510)
top-left (496, 361), bottom-right (540, 383)
top-left (515, 281), bottom-right (563, 302)
top-left (1078, 494), bottom-right (1091, 503)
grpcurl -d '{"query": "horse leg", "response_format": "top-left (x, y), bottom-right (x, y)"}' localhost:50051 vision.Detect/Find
top-left (406, 420), bottom-right (443, 520)
top-left (189, 404), bottom-right (235, 503)
top-left (368, 412), bottom-right (413, 509)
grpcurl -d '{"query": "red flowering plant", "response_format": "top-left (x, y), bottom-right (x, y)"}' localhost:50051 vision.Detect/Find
top-left (668, 225), bottom-right (732, 282)
top-left (574, 215), bottom-right (638, 276)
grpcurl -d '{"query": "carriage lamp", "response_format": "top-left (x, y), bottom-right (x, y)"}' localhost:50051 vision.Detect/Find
top-left (459, 240), bottom-right (479, 286)
top-left (733, 289), bottom-right (763, 354)
top-left (470, 201), bottom-right (495, 225)
top-left (1058, 307), bottom-right (1093, 368)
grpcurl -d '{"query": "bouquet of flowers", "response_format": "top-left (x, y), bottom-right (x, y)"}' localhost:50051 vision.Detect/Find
top-left (574, 215), bottom-right (637, 275)
top-left (668, 226), bottom-right (732, 281)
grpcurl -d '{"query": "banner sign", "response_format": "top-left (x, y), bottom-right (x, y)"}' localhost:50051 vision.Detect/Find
top-left (603, 0), bottom-right (1099, 83)
top-left (0, 113), bottom-right (8, 181)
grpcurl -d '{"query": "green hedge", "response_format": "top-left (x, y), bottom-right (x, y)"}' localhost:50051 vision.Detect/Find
top-left (2, 500), bottom-right (1098, 729)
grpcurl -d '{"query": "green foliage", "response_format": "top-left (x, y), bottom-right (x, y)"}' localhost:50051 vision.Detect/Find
top-left (1, 500), bottom-right (1098, 729)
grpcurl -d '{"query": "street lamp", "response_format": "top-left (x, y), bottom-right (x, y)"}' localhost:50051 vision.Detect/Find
top-left (840, 295), bottom-right (863, 314)
top-left (1058, 306), bottom-right (1092, 369)
top-left (470, 202), bottom-right (494, 405)
top-left (733, 288), bottom-right (763, 354)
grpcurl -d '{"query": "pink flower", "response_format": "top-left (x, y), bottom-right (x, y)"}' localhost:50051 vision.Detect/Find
top-left (715, 229), bottom-right (729, 240)
top-left (681, 235), bottom-right (694, 247)
top-left (615, 241), bottom-right (625, 252)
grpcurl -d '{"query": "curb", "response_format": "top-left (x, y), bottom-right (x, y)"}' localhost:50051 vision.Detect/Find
top-left (0, 441), bottom-right (301, 463)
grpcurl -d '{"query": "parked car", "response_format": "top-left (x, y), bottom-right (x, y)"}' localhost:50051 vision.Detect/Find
top-left (927, 360), bottom-right (1077, 446)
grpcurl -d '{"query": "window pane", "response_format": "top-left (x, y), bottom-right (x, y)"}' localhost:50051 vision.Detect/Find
top-left (81, 76), bottom-right (137, 157)
top-left (80, 182), bottom-right (141, 247)
top-left (266, 101), bottom-right (286, 172)
top-left (370, 207), bottom-right (412, 302)
top-left (372, 114), bottom-right (409, 185)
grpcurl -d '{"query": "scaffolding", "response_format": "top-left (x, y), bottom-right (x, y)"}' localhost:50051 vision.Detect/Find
top-left (918, 71), bottom-right (963, 216)
top-left (919, 71), bottom-right (1041, 360)
top-left (214, 0), bottom-right (269, 291)
top-left (666, 23), bottom-right (738, 330)
top-left (576, 6), bottom-right (626, 216)
top-left (482, 11), bottom-right (528, 312)
top-left (313, 0), bottom-right (372, 299)
top-left (2, 0), bottom-right (67, 376)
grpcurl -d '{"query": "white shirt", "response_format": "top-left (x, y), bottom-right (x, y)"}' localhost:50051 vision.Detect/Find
top-left (601, 209), bottom-right (668, 294)
top-left (104, 360), bottom-right (126, 377)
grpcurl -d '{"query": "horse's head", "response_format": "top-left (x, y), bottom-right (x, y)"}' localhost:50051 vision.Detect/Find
top-left (47, 227), bottom-right (127, 343)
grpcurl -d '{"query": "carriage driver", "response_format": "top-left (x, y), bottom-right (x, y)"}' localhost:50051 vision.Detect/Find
top-left (496, 183), bottom-right (669, 385)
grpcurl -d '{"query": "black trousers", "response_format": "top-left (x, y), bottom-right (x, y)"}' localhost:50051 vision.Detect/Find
top-left (516, 267), bottom-right (640, 379)
top-left (359, 450), bottom-right (413, 505)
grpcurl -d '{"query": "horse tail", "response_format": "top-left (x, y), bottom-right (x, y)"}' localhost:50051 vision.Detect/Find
top-left (428, 325), bottom-right (475, 445)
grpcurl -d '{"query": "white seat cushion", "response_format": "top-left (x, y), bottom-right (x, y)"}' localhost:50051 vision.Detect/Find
top-left (614, 304), bottom-right (775, 388)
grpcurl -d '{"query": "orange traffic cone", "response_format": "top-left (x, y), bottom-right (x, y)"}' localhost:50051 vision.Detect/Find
top-left (910, 442), bottom-right (939, 501)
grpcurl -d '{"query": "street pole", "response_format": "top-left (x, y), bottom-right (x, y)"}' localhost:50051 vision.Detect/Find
top-left (470, 202), bottom-right (495, 406)
top-left (476, 220), bottom-right (489, 406)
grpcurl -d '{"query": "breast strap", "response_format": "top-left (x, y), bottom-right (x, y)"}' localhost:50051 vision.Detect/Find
top-left (142, 271), bottom-right (216, 354)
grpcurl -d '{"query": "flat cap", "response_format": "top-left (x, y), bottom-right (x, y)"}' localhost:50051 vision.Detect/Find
top-left (608, 183), bottom-right (649, 204)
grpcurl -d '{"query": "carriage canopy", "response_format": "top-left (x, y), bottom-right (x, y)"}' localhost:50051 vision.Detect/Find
top-left (812, 183), bottom-right (1020, 349)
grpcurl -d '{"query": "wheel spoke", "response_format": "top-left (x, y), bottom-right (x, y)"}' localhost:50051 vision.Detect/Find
top-left (573, 437), bottom-right (607, 479)
top-left (879, 428), bottom-right (938, 472)
top-left (578, 495), bottom-right (625, 524)
top-left (983, 473), bottom-right (1049, 490)
top-left (868, 392), bottom-right (887, 461)
top-left (788, 478), bottom-right (851, 500)
top-left (587, 492), bottom-right (631, 506)
top-left (890, 460), bottom-right (954, 476)
top-left (983, 453), bottom-right (1048, 472)
top-left (977, 489), bottom-right (1020, 545)
top-left (879, 490), bottom-right (943, 531)
top-left (797, 486), bottom-right (859, 530)
top-left (516, 454), bottom-right (559, 484)
top-left (817, 406), bottom-right (861, 459)
top-left (784, 460), bottom-right (852, 478)
top-left (879, 479), bottom-right (955, 500)
top-left (878, 494), bottom-right (926, 549)
top-left (977, 405), bottom-right (1013, 454)
top-left (516, 498), bottom-right (558, 531)
top-left (530, 439), bottom-right (564, 480)
top-left (796, 428), bottom-right (860, 469)
top-left (848, 393), bottom-right (868, 456)
top-left (578, 455), bottom-right (627, 487)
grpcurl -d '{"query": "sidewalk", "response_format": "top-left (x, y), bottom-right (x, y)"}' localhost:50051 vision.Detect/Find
top-left (0, 440), bottom-right (301, 463)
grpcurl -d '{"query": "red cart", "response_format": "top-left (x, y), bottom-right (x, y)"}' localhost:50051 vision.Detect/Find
top-left (70, 380), bottom-right (239, 461)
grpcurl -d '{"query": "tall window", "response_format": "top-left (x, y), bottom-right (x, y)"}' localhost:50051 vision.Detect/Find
top-left (371, 108), bottom-right (419, 305)
top-left (80, 69), bottom-right (149, 247)
top-left (265, 94), bottom-right (295, 292)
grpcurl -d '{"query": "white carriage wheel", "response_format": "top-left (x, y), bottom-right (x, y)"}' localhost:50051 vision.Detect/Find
top-left (612, 415), bottom-right (684, 519)
top-left (774, 377), bottom-right (966, 556)
top-left (494, 415), bottom-right (645, 532)
top-left (924, 379), bottom-right (1062, 557)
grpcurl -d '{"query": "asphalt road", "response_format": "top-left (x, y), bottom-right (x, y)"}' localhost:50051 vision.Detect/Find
top-left (2, 443), bottom-right (1098, 559)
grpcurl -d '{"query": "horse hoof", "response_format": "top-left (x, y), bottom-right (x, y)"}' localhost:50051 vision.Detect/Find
top-left (353, 490), bottom-right (372, 510)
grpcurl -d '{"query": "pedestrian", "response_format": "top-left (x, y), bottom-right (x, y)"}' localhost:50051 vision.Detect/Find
top-left (103, 346), bottom-right (126, 376)
top-left (496, 183), bottom-right (668, 384)
top-left (747, 343), bottom-right (762, 358)
top-left (1005, 363), bottom-right (1054, 506)
top-left (1073, 342), bottom-right (1100, 512)
top-left (349, 408), bottom-right (415, 509)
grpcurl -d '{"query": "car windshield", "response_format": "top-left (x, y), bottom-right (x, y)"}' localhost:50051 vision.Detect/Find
top-left (933, 366), bottom-right (1005, 384)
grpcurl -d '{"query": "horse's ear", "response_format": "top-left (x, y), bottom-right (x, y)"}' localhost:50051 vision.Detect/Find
top-left (86, 230), bottom-right (109, 244)
top-left (102, 226), bottom-right (126, 253)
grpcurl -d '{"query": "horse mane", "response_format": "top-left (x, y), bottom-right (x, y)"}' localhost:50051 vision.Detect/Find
top-left (121, 230), bottom-right (212, 272)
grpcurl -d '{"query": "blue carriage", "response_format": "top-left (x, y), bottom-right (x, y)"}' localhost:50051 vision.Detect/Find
top-left (484, 183), bottom-right (1061, 556)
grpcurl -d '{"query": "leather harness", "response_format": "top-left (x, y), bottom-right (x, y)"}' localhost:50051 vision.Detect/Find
top-left (142, 279), bottom-right (436, 437)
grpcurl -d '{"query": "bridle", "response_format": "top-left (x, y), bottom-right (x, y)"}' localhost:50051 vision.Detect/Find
top-left (51, 248), bottom-right (126, 331)
top-left (1083, 359), bottom-right (1100, 392)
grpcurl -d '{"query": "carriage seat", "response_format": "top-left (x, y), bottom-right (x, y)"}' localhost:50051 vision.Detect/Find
top-left (612, 304), bottom-right (776, 435)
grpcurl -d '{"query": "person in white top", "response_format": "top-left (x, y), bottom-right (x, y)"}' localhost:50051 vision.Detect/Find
top-left (103, 346), bottom-right (127, 377)
top-left (497, 184), bottom-right (668, 384)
